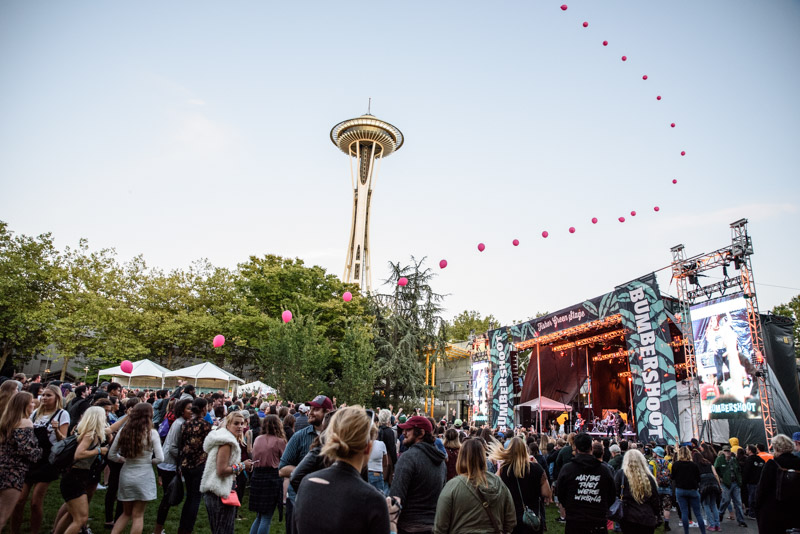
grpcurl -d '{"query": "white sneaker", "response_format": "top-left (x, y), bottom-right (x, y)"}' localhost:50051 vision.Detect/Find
top-left (96, 484), bottom-right (107, 490)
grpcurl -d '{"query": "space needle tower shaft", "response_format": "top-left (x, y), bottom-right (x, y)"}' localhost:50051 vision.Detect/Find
top-left (330, 113), bottom-right (403, 292)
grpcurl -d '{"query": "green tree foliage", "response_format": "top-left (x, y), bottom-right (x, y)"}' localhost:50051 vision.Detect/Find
top-left (335, 322), bottom-right (375, 406)
top-left (0, 222), bottom-right (61, 371)
top-left (447, 310), bottom-right (498, 341)
top-left (773, 295), bottom-right (800, 359)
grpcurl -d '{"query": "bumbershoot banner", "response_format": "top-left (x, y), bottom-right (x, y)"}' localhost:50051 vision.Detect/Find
top-left (488, 327), bottom-right (514, 433)
top-left (616, 273), bottom-right (680, 444)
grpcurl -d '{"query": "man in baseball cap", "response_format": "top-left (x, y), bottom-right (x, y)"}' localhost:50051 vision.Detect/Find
top-left (390, 415), bottom-right (446, 533)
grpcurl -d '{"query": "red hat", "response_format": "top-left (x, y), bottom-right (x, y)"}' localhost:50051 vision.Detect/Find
top-left (397, 415), bottom-right (432, 433)
top-left (307, 395), bottom-right (333, 411)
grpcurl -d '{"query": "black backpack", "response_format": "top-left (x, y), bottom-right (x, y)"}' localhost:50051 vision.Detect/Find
top-left (775, 463), bottom-right (800, 502)
top-left (49, 434), bottom-right (79, 471)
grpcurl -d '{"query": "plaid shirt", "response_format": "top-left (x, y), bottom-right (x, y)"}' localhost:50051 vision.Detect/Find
top-left (279, 424), bottom-right (317, 501)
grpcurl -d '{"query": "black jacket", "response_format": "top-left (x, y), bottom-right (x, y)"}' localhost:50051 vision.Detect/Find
top-left (614, 470), bottom-right (662, 527)
top-left (556, 453), bottom-right (616, 527)
top-left (742, 454), bottom-right (766, 486)
top-left (755, 453), bottom-right (800, 534)
top-left (378, 425), bottom-right (397, 465)
top-left (389, 440), bottom-right (447, 531)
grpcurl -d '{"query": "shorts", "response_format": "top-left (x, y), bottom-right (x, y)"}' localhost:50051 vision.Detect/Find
top-left (60, 468), bottom-right (91, 502)
top-left (658, 487), bottom-right (672, 510)
top-left (26, 457), bottom-right (61, 484)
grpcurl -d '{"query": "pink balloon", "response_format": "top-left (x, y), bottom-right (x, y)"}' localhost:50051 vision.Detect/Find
top-left (672, 179), bottom-right (678, 184)
top-left (621, 55), bottom-right (627, 61)
top-left (630, 210), bottom-right (637, 216)
top-left (602, 40), bottom-right (608, 46)
top-left (342, 291), bottom-right (352, 302)
top-left (282, 310), bottom-right (292, 323)
top-left (439, 259), bottom-right (447, 269)
top-left (120, 360), bottom-right (133, 374)
top-left (654, 206), bottom-right (660, 212)
top-left (541, 231), bottom-right (549, 238)
top-left (477, 243), bottom-right (485, 252)
top-left (398, 277), bottom-right (408, 287)
top-left (560, 4), bottom-right (568, 10)
top-left (671, 123), bottom-right (676, 128)
top-left (569, 227), bottom-right (576, 234)
top-left (657, 95), bottom-right (662, 100)
top-left (681, 150), bottom-right (686, 156)
top-left (212, 335), bottom-right (225, 348)
top-left (512, 239), bottom-right (519, 246)
top-left (619, 217), bottom-right (626, 223)
top-left (642, 75), bottom-right (648, 80)
top-left (591, 217), bottom-right (598, 224)
top-left (582, 21), bottom-right (588, 27)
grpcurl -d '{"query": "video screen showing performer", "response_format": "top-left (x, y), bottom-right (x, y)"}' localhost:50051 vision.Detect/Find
top-left (690, 294), bottom-right (760, 420)
top-left (471, 361), bottom-right (489, 423)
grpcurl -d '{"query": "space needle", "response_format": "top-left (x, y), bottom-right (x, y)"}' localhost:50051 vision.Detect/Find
top-left (330, 110), bottom-right (404, 292)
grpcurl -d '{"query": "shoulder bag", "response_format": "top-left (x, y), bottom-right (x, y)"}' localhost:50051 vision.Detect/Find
top-left (608, 474), bottom-right (625, 521)
top-left (461, 477), bottom-right (503, 534)
top-left (514, 475), bottom-right (541, 531)
top-left (166, 447), bottom-right (184, 506)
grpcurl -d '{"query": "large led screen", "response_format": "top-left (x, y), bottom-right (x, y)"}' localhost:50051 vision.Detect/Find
top-left (690, 294), bottom-right (760, 420)
top-left (471, 361), bottom-right (490, 423)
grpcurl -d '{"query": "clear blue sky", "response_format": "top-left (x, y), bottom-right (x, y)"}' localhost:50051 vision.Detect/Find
top-left (1, 1), bottom-right (798, 325)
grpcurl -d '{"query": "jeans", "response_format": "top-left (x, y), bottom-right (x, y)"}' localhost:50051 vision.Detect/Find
top-left (250, 512), bottom-right (273, 534)
top-left (746, 483), bottom-right (758, 516)
top-left (720, 481), bottom-right (745, 523)
top-left (675, 488), bottom-right (706, 534)
top-left (701, 492), bottom-right (720, 529)
top-left (179, 466), bottom-right (204, 532)
top-left (368, 472), bottom-right (386, 495)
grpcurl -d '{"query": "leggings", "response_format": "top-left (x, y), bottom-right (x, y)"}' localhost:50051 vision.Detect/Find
top-left (155, 468), bottom-right (177, 525)
top-left (179, 466), bottom-right (205, 532)
top-left (104, 461), bottom-right (124, 523)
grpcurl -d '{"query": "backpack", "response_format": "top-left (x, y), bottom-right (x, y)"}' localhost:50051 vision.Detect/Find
top-left (158, 417), bottom-right (171, 439)
top-left (775, 463), bottom-right (800, 502)
top-left (49, 434), bottom-right (79, 471)
top-left (654, 458), bottom-right (671, 487)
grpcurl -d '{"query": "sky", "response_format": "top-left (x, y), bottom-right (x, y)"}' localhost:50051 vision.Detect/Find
top-left (1, 1), bottom-right (799, 327)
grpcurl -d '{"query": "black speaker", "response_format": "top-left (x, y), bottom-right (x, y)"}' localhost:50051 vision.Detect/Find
top-left (520, 406), bottom-right (532, 427)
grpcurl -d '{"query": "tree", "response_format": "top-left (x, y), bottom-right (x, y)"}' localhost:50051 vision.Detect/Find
top-left (447, 310), bottom-right (498, 342)
top-left (773, 295), bottom-right (800, 359)
top-left (335, 322), bottom-right (375, 406)
top-left (0, 222), bottom-right (61, 372)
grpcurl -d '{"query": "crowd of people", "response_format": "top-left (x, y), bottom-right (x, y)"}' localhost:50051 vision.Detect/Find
top-left (0, 372), bottom-right (799, 534)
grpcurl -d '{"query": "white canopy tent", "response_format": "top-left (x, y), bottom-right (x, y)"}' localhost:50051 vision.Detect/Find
top-left (238, 381), bottom-right (276, 396)
top-left (165, 362), bottom-right (244, 394)
top-left (515, 396), bottom-right (573, 412)
top-left (96, 359), bottom-right (171, 387)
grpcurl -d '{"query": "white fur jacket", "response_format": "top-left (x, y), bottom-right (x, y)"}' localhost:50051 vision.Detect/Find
top-left (200, 427), bottom-right (242, 497)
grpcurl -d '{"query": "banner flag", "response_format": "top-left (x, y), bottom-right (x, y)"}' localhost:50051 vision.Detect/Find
top-left (488, 327), bottom-right (514, 432)
top-left (616, 273), bottom-right (680, 444)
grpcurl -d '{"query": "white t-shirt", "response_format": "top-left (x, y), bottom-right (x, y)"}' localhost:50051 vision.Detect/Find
top-left (32, 409), bottom-right (70, 446)
top-left (368, 439), bottom-right (387, 472)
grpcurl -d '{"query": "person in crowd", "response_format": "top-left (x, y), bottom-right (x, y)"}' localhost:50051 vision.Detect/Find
top-left (293, 404), bottom-right (309, 431)
top-left (108, 402), bottom-right (163, 534)
top-left (153, 398), bottom-right (192, 534)
top-left (443, 428), bottom-right (461, 481)
top-left (282, 412), bottom-right (295, 442)
top-left (104, 396), bottom-right (140, 528)
top-left (556, 432), bottom-right (616, 534)
top-left (152, 389), bottom-right (169, 426)
top-left (0, 380), bottom-right (23, 414)
top-left (390, 415), bottom-right (447, 534)
top-left (249, 414), bottom-right (287, 534)
top-left (793, 431), bottom-right (800, 459)
top-left (178, 397), bottom-right (212, 534)
top-left (671, 446), bottom-right (706, 534)
top-left (200, 411), bottom-right (254, 533)
top-left (755, 433), bottom-right (800, 534)
top-left (179, 384), bottom-right (196, 401)
top-left (713, 444), bottom-right (746, 527)
top-left (493, 436), bottom-right (551, 534)
top-left (56, 407), bottom-right (108, 534)
top-left (614, 449), bottom-right (661, 534)
top-left (279, 394), bottom-right (333, 534)
top-left (741, 444), bottom-right (763, 520)
top-left (295, 406), bottom-right (396, 534)
top-left (433, 438), bottom-right (516, 534)
top-left (692, 449), bottom-right (721, 532)
top-left (608, 443), bottom-right (622, 471)
top-left (368, 422), bottom-right (389, 494)
top-left (0, 392), bottom-right (41, 531)
top-left (648, 446), bottom-right (672, 531)
top-left (378, 408), bottom-right (398, 486)
top-left (12, 383), bottom-right (70, 534)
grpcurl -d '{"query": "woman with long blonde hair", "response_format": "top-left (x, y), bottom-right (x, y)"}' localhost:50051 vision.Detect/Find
top-left (491, 437), bottom-right (551, 533)
top-left (614, 449), bottom-right (661, 533)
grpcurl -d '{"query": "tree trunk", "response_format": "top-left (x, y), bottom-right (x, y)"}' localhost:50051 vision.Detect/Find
top-left (60, 355), bottom-right (71, 381)
top-left (0, 344), bottom-right (11, 374)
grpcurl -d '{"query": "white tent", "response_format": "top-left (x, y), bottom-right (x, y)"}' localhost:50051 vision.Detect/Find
top-left (238, 381), bottom-right (276, 396)
top-left (165, 362), bottom-right (244, 393)
top-left (515, 396), bottom-right (573, 412)
top-left (96, 359), bottom-right (171, 387)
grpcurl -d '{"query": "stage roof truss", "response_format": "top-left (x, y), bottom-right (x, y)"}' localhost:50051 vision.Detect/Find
top-left (515, 314), bottom-right (622, 350)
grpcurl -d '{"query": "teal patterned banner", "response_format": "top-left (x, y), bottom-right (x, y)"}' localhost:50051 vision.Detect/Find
top-left (487, 327), bottom-right (514, 432)
top-left (615, 273), bottom-right (680, 444)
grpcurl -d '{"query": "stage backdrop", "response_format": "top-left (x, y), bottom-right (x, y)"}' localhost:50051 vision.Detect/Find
top-left (488, 328), bottom-right (514, 432)
top-left (616, 273), bottom-right (680, 444)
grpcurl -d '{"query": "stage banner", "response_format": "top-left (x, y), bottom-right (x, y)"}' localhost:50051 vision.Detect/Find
top-left (488, 327), bottom-right (514, 432)
top-left (616, 274), bottom-right (680, 444)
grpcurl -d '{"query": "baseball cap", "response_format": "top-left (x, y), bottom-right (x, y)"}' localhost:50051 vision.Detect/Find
top-left (722, 445), bottom-right (731, 452)
top-left (298, 403), bottom-right (310, 414)
top-left (398, 415), bottom-right (407, 423)
top-left (654, 446), bottom-right (665, 457)
top-left (397, 415), bottom-right (433, 433)
top-left (454, 418), bottom-right (463, 427)
top-left (792, 431), bottom-right (800, 442)
top-left (307, 395), bottom-right (333, 411)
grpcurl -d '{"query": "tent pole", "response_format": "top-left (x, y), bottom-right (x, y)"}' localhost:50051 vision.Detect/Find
top-left (537, 344), bottom-right (542, 434)
top-left (585, 346), bottom-right (592, 421)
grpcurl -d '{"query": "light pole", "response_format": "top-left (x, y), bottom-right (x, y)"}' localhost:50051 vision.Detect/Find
top-left (84, 366), bottom-right (89, 384)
